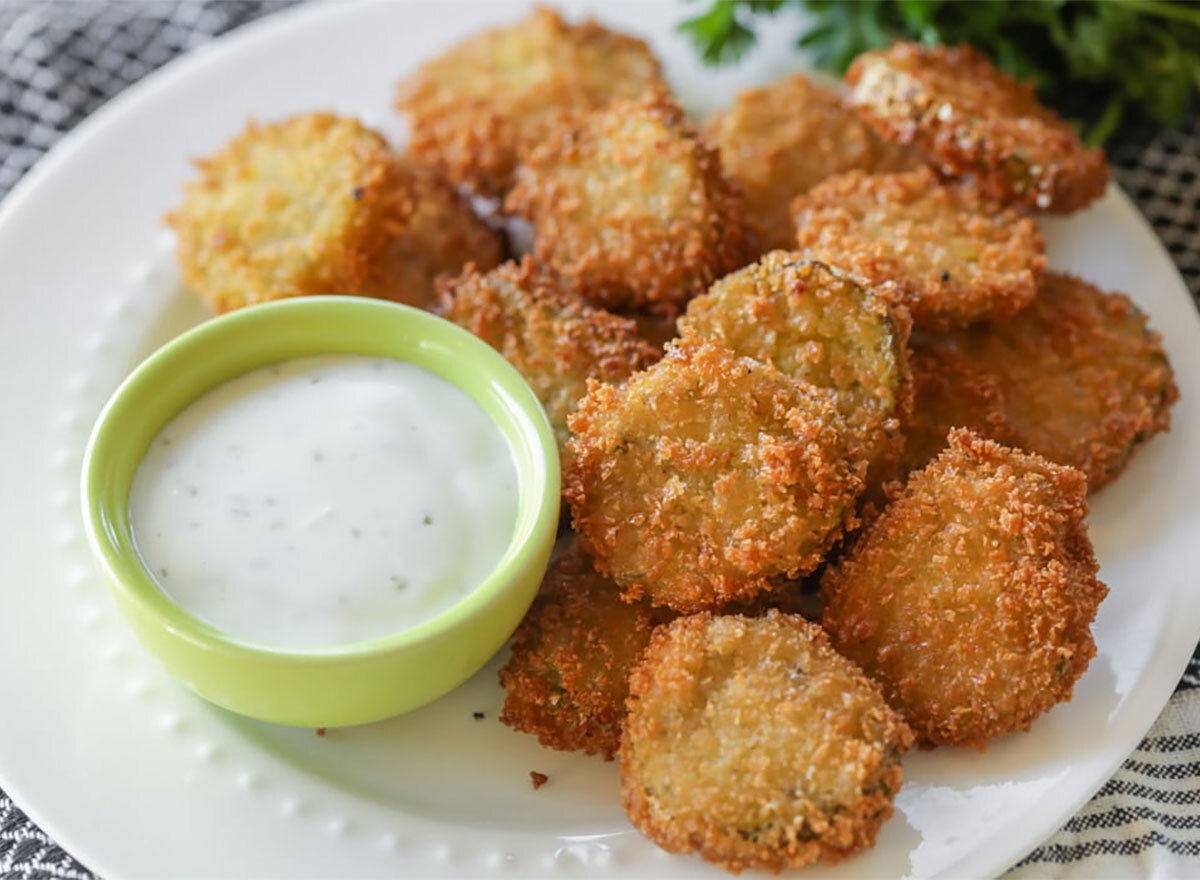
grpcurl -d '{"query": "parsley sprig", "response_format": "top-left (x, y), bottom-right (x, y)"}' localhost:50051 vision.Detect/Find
top-left (678, 0), bottom-right (1200, 144)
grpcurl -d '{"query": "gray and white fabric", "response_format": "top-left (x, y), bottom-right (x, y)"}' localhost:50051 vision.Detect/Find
top-left (1, 3), bottom-right (1198, 878)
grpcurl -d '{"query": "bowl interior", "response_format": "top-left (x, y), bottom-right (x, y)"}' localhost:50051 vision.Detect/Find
top-left (82, 296), bottom-right (560, 659)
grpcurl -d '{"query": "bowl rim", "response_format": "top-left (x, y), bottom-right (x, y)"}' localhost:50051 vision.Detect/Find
top-left (80, 296), bottom-right (560, 664)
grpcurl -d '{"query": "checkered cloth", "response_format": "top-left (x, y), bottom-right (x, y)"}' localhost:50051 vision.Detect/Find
top-left (1, 3), bottom-right (1198, 878)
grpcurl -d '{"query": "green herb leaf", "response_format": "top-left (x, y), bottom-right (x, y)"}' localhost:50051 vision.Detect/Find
top-left (679, 0), bottom-right (1200, 143)
top-left (678, 0), bottom-right (787, 65)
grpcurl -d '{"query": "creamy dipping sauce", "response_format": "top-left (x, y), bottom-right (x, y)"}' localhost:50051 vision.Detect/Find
top-left (129, 354), bottom-right (518, 650)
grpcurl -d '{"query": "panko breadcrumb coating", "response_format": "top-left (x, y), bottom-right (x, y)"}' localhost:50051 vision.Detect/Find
top-left (566, 338), bottom-right (863, 613)
top-left (705, 72), bottom-right (919, 252)
top-left (621, 612), bottom-right (913, 873)
top-left (169, 113), bottom-right (397, 313)
top-left (361, 162), bottom-right (504, 308)
top-left (792, 168), bottom-right (1045, 329)
top-left (902, 271), bottom-right (1178, 489)
top-left (822, 429), bottom-right (1106, 748)
top-left (846, 43), bottom-right (1109, 213)
top-left (395, 7), bottom-right (666, 196)
top-left (506, 95), bottom-right (751, 317)
top-left (168, 112), bottom-right (500, 312)
top-left (679, 253), bottom-right (912, 500)
top-left (436, 258), bottom-right (660, 463)
top-left (498, 539), bottom-right (674, 760)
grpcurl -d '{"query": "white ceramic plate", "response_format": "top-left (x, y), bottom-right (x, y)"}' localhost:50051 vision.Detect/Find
top-left (1, 2), bottom-right (1198, 877)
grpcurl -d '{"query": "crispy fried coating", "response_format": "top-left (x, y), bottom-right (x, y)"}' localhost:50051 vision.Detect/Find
top-left (793, 168), bottom-right (1045, 329)
top-left (169, 113), bottom-right (397, 313)
top-left (436, 258), bottom-right (660, 463)
top-left (822, 429), bottom-right (1106, 748)
top-left (679, 253), bottom-right (912, 499)
top-left (705, 72), bottom-right (919, 252)
top-left (566, 338), bottom-right (863, 613)
top-left (362, 162), bottom-right (504, 308)
top-left (499, 539), bottom-right (673, 759)
top-left (506, 95), bottom-right (751, 317)
top-left (902, 271), bottom-right (1178, 489)
top-left (846, 43), bottom-right (1109, 213)
top-left (621, 612), bottom-right (913, 873)
top-left (395, 7), bottom-right (666, 196)
top-left (168, 113), bottom-right (501, 313)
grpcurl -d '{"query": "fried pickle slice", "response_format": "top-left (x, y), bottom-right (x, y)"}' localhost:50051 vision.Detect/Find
top-left (167, 113), bottom-right (501, 313)
top-left (566, 338), bottom-right (863, 613)
top-left (499, 539), bottom-right (673, 759)
top-left (395, 7), bottom-right (666, 196)
top-left (506, 94), bottom-right (750, 318)
top-left (822, 429), bottom-right (1106, 748)
top-left (679, 253), bottom-right (911, 500)
top-left (846, 43), bottom-right (1109, 213)
top-left (705, 72), bottom-right (919, 252)
top-left (437, 258), bottom-right (660, 464)
top-left (793, 168), bottom-right (1045, 329)
top-left (168, 113), bottom-right (397, 313)
top-left (902, 271), bottom-right (1178, 489)
top-left (621, 612), bottom-right (913, 873)
top-left (361, 162), bottom-right (504, 308)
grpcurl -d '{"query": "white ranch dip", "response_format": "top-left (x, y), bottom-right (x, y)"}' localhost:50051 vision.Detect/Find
top-left (129, 354), bottom-right (518, 650)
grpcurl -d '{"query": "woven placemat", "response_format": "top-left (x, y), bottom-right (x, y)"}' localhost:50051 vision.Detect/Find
top-left (1, 3), bottom-right (1197, 878)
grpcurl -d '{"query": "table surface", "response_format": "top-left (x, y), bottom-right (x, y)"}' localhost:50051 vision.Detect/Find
top-left (0, 2), bottom-right (1198, 878)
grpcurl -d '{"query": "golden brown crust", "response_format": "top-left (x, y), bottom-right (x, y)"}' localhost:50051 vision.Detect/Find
top-left (902, 271), bottom-right (1178, 489)
top-left (565, 338), bottom-right (863, 613)
top-left (845, 43), bottom-right (1109, 213)
top-left (621, 612), bottom-right (913, 872)
top-left (506, 94), bottom-right (751, 317)
top-left (168, 113), bottom-right (398, 313)
top-left (395, 7), bottom-right (666, 196)
top-left (793, 168), bottom-right (1045, 329)
top-left (822, 429), bottom-right (1106, 747)
top-left (167, 112), bottom-right (500, 313)
top-left (679, 252), bottom-right (912, 505)
top-left (361, 162), bottom-right (504, 308)
top-left (498, 539), bottom-right (674, 759)
top-left (705, 72), bottom-right (920, 252)
top-left (436, 258), bottom-right (660, 466)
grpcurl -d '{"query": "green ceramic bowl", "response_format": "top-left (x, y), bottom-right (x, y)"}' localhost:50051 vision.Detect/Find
top-left (81, 297), bottom-right (560, 727)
